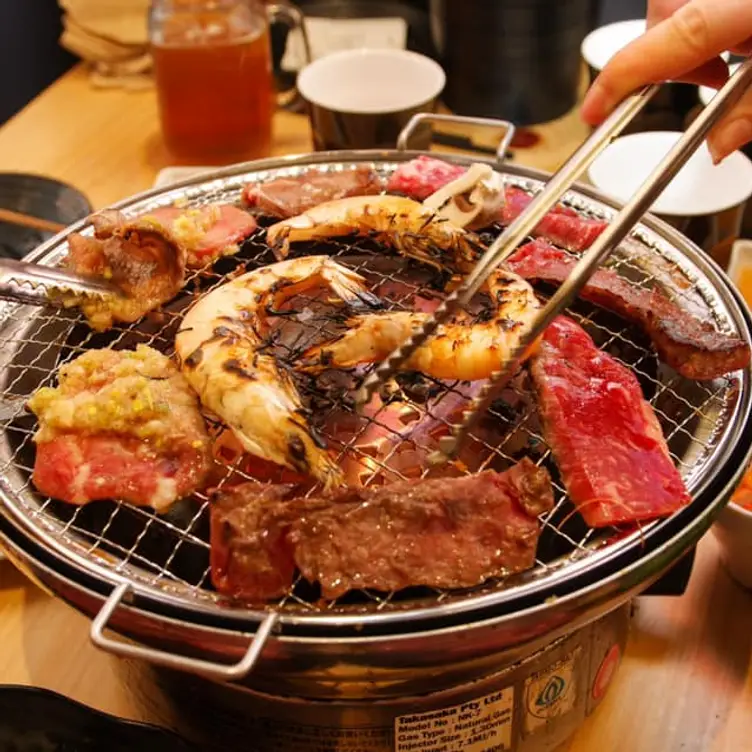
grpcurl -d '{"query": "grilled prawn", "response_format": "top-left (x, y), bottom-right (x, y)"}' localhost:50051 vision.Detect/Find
top-left (265, 195), bottom-right (483, 272)
top-left (175, 256), bottom-right (375, 489)
top-left (299, 269), bottom-right (540, 381)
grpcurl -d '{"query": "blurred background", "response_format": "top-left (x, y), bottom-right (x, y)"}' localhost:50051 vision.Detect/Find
top-left (0, 1), bottom-right (76, 125)
top-left (1, 0), bottom-right (646, 126)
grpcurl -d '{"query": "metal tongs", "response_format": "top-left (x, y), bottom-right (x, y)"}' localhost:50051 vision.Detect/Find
top-left (356, 58), bottom-right (752, 461)
top-left (0, 259), bottom-right (122, 422)
top-left (0, 258), bottom-right (121, 308)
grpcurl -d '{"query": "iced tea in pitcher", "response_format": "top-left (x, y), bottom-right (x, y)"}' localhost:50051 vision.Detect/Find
top-left (150, 1), bottom-right (299, 163)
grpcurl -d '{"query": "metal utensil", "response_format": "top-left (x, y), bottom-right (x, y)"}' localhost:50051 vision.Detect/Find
top-left (358, 59), bottom-right (752, 462)
top-left (440, 59), bottom-right (752, 459)
top-left (0, 258), bottom-right (121, 307)
top-left (0, 397), bottom-right (28, 422)
top-left (0, 208), bottom-right (66, 235)
top-left (353, 84), bottom-right (659, 410)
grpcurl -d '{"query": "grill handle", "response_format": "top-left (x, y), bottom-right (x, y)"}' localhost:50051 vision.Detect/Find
top-left (396, 113), bottom-right (516, 167)
top-left (90, 582), bottom-right (278, 681)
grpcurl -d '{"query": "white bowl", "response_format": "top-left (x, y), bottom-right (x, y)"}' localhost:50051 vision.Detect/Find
top-left (712, 500), bottom-right (752, 589)
top-left (588, 130), bottom-right (752, 217)
top-left (298, 48), bottom-right (445, 115)
top-left (581, 19), bottom-right (646, 72)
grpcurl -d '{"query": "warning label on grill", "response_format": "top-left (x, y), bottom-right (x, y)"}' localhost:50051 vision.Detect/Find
top-left (522, 647), bottom-right (581, 735)
top-left (249, 719), bottom-right (392, 751)
top-left (394, 688), bottom-right (514, 752)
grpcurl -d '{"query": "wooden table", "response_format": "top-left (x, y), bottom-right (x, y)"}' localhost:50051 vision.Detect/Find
top-left (0, 65), bottom-right (750, 752)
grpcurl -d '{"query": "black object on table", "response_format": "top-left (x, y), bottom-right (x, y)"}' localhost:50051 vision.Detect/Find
top-left (0, 173), bottom-right (91, 261)
top-left (596, 0), bottom-right (647, 26)
top-left (0, 685), bottom-right (195, 752)
top-left (431, 0), bottom-right (597, 126)
top-left (0, 1), bottom-right (77, 126)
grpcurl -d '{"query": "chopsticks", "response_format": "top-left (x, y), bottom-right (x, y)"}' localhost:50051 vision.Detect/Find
top-left (356, 57), bottom-right (752, 461)
top-left (0, 208), bottom-right (65, 234)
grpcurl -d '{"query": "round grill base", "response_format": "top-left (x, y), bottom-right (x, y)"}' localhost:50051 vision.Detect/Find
top-left (129, 604), bottom-right (630, 752)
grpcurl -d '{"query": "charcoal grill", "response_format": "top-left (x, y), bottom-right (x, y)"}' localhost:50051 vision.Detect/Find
top-left (0, 139), bottom-right (750, 751)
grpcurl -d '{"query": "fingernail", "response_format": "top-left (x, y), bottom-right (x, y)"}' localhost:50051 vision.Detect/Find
top-left (581, 80), bottom-right (613, 126)
top-left (709, 118), bottom-right (752, 164)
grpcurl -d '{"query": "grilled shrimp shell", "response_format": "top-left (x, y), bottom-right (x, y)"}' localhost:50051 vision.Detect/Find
top-left (299, 269), bottom-right (540, 381)
top-left (176, 256), bottom-right (374, 489)
top-left (266, 195), bottom-right (483, 273)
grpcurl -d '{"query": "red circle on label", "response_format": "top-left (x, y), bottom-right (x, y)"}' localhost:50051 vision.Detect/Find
top-left (592, 644), bottom-right (621, 701)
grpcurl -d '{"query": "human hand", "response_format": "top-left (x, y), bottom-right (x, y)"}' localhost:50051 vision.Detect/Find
top-left (581, 0), bottom-right (752, 163)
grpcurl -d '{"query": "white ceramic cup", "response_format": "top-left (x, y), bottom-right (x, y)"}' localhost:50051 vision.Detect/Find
top-left (588, 130), bottom-right (752, 266)
top-left (581, 19), bottom-right (645, 73)
top-left (297, 49), bottom-right (446, 151)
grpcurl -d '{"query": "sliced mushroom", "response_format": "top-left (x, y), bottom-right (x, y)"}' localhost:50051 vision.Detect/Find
top-left (423, 162), bottom-right (505, 230)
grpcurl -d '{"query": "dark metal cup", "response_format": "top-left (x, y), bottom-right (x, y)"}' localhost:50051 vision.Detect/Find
top-left (430, 0), bottom-right (596, 126)
top-left (297, 49), bottom-right (445, 151)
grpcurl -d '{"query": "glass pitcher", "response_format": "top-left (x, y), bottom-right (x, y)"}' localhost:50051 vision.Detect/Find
top-left (149, 0), bottom-right (308, 164)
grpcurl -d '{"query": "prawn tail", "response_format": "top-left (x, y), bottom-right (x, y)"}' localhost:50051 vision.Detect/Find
top-left (390, 232), bottom-right (446, 272)
top-left (270, 226), bottom-right (292, 260)
top-left (323, 263), bottom-right (383, 312)
top-left (297, 312), bottom-right (378, 373)
top-left (389, 227), bottom-right (478, 275)
top-left (320, 458), bottom-right (345, 492)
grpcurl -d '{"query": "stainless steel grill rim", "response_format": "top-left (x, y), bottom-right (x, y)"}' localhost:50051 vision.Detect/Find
top-left (0, 150), bottom-right (749, 634)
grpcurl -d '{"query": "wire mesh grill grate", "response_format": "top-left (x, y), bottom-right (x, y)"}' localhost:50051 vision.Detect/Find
top-left (0, 158), bottom-right (743, 620)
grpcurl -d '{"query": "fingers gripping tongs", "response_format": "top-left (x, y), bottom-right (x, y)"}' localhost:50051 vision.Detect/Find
top-left (356, 58), bottom-right (752, 461)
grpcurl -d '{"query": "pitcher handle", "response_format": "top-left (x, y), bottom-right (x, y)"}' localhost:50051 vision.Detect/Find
top-left (267, 3), bottom-right (311, 111)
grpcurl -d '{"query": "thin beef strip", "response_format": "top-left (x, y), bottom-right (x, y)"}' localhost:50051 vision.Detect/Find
top-left (210, 458), bottom-right (553, 601)
top-left (508, 239), bottom-right (750, 380)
